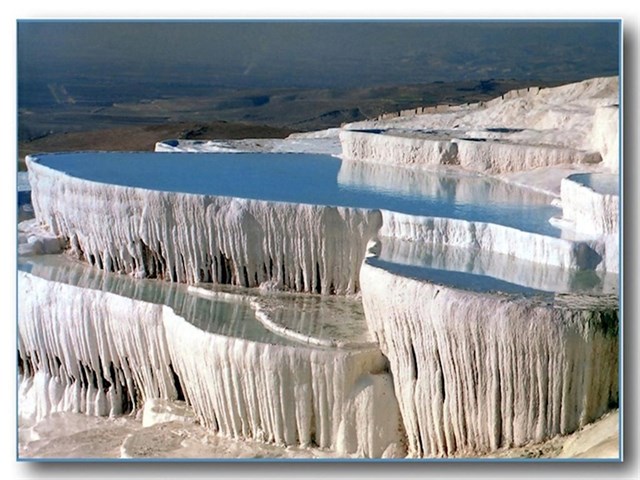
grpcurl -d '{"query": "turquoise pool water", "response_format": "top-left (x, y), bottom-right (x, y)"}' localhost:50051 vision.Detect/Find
top-left (18, 255), bottom-right (371, 347)
top-left (569, 173), bottom-right (619, 196)
top-left (367, 239), bottom-right (618, 296)
top-left (35, 152), bottom-right (562, 237)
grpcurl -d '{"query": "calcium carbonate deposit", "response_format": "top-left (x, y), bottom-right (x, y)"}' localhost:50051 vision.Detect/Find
top-left (359, 259), bottom-right (618, 457)
top-left (18, 77), bottom-right (620, 459)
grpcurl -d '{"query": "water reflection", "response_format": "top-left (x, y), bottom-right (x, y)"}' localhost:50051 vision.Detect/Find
top-left (371, 238), bottom-right (618, 296)
top-left (568, 173), bottom-right (619, 196)
top-left (35, 152), bottom-right (561, 237)
top-left (254, 293), bottom-right (372, 345)
top-left (18, 255), bottom-right (372, 346)
top-left (337, 160), bottom-right (561, 237)
top-left (19, 255), bottom-right (289, 345)
top-left (337, 160), bottom-right (553, 206)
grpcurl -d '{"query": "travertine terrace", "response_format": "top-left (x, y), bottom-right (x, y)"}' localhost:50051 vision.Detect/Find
top-left (18, 77), bottom-right (620, 458)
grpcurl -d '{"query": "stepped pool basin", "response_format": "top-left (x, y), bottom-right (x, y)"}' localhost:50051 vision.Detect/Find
top-left (26, 151), bottom-right (614, 294)
top-left (34, 151), bottom-right (562, 237)
top-left (18, 255), bottom-right (372, 348)
top-left (569, 172), bottom-right (619, 196)
top-left (19, 254), bottom-right (402, 456)
top-left (20, 151), bottom-right (619, 457)
top-left (18, 75), bottom-right (621, 460)
top-left (369, 239), bottom-right (618, 296)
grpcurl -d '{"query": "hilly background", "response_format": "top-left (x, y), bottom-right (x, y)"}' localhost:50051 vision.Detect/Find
top-left (17, 21), bottom-right (620, 163)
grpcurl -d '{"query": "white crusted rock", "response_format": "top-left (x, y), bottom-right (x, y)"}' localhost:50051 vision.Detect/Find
top-left (360, 261), bottom-right (618, 457)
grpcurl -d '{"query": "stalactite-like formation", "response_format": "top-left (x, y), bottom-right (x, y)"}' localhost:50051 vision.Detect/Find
top-left (18, 271), bottom-right (406, 458)
top-left (28, 156), bottom-right (381, 295)
top-left (18, 273), bottom-right (178, 419)
top-left (360, 261), bottom-right (618, 457)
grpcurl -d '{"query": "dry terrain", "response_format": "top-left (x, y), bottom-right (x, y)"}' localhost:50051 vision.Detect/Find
top-left (18, 78), bottom-right (567, 169)
top-left (18, 121), bottom-right (293, 170)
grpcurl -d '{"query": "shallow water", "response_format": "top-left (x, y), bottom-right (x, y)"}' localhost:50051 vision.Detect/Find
top-left (569, 172), bottom-right (619, 196)
top-left (35, 152), bottom-right (562, 237)
top-left (369, 239), bottom-right (619, 296)
top-left (18, 254), bottom-right (372, 347)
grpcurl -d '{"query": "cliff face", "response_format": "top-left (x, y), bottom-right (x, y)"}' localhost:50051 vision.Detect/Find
top-left (19, 77), bottom-right (620, 459)
top-left (339, 130), bottom-right (601, 174)
top-left (27, 156), bottom-right (382, 295)
top-left (360, 261), bottom-right (618, 457)
top-left (19, 272), bottom-right (178, 419)
top-left (340, 76), bottom-right (619, 175)
top-left (560, 174), bottom-right (619, 236)
top-left (18, 268), bottom-right (406, 458)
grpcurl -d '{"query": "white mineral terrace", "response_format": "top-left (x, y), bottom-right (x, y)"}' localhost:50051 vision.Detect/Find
top-left (19, 255), bottom-right (404, 458)
top-left (371, 238), bottom-right (618, 296)
top-left (339, 76), bottom-right (619, 175)
top-left (359, 259), bottom-right (618, 458)
top-left (24, 144), bottom-right (617, 296)
top-left (18, 76), bottom-right (620, 459)
top-left (557, 173), bottom-right (620, 236)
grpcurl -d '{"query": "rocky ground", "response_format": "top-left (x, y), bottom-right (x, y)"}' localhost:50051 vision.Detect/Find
top-left (17, 121), bottom-right (294, 171)
top-left (482, 410), bottom-right (619, 459)
top-left (18, 79), bottom-right (566, 170)
top-left (19, 399), bottom-right (618, 460)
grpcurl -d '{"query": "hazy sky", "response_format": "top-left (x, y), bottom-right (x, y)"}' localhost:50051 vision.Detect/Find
top-left (18, 21), bottom-right (620, 91)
